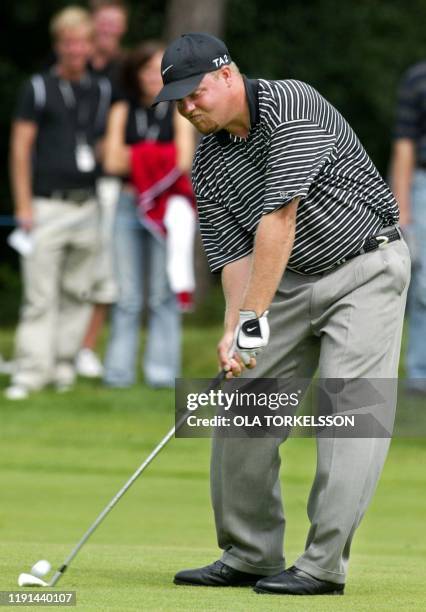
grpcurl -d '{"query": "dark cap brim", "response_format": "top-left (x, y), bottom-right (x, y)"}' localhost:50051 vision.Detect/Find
top-left (153, 73), bottom-right (206, 105)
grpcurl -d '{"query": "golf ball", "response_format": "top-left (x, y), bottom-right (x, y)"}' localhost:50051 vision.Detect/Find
top-left (31, 560), bottom-right (51, 578)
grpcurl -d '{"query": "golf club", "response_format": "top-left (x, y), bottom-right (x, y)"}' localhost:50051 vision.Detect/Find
top-left (18, 370), bottom-right (226, 588)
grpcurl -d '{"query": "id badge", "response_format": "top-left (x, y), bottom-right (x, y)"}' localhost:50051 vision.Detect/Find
top-left (76, 143), bottom-right (95, 172)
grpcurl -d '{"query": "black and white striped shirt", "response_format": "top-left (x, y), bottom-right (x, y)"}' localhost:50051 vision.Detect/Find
top-left (193, 78), bottom-right (399, 274)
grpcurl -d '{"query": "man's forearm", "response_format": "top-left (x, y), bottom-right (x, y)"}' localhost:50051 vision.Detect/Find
top-left (10, 121), bottom-right (37, 223)
top-left (242, 199), bottom-right (298, 315)
top-left (11, 154), bottom-right (33, 215)
top-left (222, 255), bottom-right (252, 332)
top-left (390, 139), bottom-right (415, 226)
top-left (218, 199), bottom-right (298, 375)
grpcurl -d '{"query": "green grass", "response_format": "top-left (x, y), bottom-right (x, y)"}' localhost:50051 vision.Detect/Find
top-left (0, 325), bottom-right (425, 610)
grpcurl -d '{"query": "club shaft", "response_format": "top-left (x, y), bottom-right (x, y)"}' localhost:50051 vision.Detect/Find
top-left (49, 371), bottom-right (225, 587)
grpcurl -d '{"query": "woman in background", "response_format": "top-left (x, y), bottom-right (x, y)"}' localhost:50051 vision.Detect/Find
top-left (103, 41), bottom-right (195, 388)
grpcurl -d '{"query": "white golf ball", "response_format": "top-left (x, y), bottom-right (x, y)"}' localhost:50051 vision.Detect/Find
top-left (31, 560), bottom-right (51, 578)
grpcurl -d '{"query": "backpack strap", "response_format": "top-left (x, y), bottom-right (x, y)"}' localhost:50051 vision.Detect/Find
top-left (30, 74), bottom-right (46, 111)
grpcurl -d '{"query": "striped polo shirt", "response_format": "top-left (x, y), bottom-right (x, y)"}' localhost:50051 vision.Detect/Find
top-left (193, 78), bottom-right (399, 274)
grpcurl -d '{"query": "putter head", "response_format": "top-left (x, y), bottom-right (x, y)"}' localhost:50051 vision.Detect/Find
top-left (18, 573), bottom-right (48, 587)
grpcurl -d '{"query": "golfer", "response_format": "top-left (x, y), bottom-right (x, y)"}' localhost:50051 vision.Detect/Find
top-left (155, 33), bottom-right (410, 595)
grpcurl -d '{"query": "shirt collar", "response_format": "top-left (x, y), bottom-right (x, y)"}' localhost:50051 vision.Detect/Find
top-left (51, 66), bottom-right (91, 87)
top-left (215, 76), bottom-right (259, 146)
top-left (244, 76), bottom-right (260, 127)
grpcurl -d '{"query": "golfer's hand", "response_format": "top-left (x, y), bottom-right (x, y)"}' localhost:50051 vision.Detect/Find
top-left (234, 310), bottom-right (270, 366)
top-left (217, 330), bottom-right (255, 379)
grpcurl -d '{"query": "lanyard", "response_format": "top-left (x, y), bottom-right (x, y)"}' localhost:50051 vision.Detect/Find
top-left (135, 102), bottom-right (169, 140)
top-left (58, 74), bottom-right (92, 133)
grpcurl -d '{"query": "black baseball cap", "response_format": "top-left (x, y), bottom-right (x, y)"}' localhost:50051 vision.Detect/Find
top-left (153, 32), bottom-right (231, 105)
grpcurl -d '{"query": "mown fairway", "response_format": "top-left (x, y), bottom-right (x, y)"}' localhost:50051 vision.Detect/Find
top-left (0, 325), bottom-right (425, 610)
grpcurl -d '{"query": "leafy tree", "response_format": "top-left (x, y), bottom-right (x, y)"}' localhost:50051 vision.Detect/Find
top-left (2, 0), bottom-right (426, 257)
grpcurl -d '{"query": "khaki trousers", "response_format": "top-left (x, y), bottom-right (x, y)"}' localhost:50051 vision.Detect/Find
top-left (212, 239), bottom-right (410, 583)
top-left (90, 177), bottom-right (121, 304)
top-left (13, 197), bottom-right (99, 389)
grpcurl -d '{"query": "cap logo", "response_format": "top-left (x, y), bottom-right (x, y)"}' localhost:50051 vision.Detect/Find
top-left (212, 54), bottom-right (229, 68)
top-left (162, 64), bottom-right (174, 76)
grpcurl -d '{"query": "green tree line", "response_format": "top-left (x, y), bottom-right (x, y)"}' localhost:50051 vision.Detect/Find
top-left (2, 0), bottom-right (425, 212)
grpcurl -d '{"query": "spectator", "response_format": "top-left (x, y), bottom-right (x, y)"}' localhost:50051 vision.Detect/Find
top-left (390, 62), bottom-right (426, 394)
top-left (5, 7), bottom-right (111, 400)
top-left (75, 0), bottom-right (129, 379)
top-left (89, 0), bottom-right (128, 86)
top-left (102, 41), bottom-right (195, 388)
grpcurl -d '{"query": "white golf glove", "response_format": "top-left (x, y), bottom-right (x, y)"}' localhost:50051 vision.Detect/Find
top-left (233, 310), bottom-right (270, 365)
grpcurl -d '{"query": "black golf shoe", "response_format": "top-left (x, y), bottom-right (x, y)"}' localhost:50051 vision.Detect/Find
top-left (254, 566), bottom-right (345, 595)
top-left (174, 560), bottom-right (266, 587)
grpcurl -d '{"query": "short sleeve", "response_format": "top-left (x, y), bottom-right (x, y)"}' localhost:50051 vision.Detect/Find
top-left (192, 141), bottom-right (256, 273)
top-left (393, 71), bottom-right (420, 141)
top-left (263, 119), bottom-right (336, 213)
top-left (196, 194), bottom-right (253, 273)
top-left (14, 78), bottom-right (41, 123)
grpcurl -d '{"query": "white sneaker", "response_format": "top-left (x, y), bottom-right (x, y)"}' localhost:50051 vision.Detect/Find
top-left (54, 362), bottom-right (76, 393)
top-left (4, 385), bottom-right (29, 400)
top-left (75, 349), bottom-right (104, 378)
